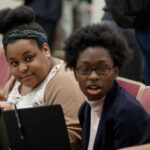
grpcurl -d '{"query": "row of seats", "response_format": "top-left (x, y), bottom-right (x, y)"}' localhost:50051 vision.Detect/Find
top-left (0, 50), bottom-right (150, 114)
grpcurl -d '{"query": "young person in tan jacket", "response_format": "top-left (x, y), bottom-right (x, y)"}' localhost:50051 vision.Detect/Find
top-left (0, 5), bottom-right (85, 149)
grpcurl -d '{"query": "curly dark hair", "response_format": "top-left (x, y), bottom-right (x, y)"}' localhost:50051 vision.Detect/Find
top-left (64, 23), bottom-right (133, 71)
top-left (0, 5), bottom-right (47, 50)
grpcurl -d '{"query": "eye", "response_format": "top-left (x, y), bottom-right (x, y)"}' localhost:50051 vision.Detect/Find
top-left (9, 61), bottom-right (18, 67)
top-left (25, 55), bottom-right (34, 62)
top-left (97, 66), bottom-right (111, 74)
top-left (78, 67), bottom-right (91, 74)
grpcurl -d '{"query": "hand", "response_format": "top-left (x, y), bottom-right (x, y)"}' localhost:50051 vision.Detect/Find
top-left (0, 87), bottom-right (5, 100)
top-left (0, 75), bottom-right (15, 100)
top-left (0, 101), bottom-right (13, 109)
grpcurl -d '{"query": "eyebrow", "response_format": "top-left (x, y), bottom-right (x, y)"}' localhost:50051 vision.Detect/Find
top-left (80, 60), bottom-right (113, 65)
top-left (8, 51), bottom-right (34, 61)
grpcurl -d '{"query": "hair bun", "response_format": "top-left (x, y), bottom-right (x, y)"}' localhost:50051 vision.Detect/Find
top-left (0, 5), bottom-right (35, 34)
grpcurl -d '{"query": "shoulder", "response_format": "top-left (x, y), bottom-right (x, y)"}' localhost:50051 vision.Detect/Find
top-left (105, 84), bottom-right (147, 121)
top-left (110, 87), bottom-right (150, 125)
top-left (44, 62), bottom-right (85, 105)
top-left (116, 88), bottom-right (144, 113)
top-left (46, 62), bottom-right (79, 90)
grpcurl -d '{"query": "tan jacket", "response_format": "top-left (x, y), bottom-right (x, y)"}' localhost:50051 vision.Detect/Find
top-left (44, 63), bottom-right (85, 149)
top-left (3, 63), bottom-right (85, 149)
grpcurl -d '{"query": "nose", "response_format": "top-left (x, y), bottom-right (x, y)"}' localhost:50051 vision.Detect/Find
top-left (19, 63), bottom-right (28, 73)
top-left (88, 70), bottom-right (99, 80)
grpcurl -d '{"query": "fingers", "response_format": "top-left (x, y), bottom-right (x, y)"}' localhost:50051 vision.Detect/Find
top-left (0, 101), bottom-right (13, 109)
top-left (3, 75), bottom-right (16, 97)
top-left (0, 87), bottom-right (5, 100)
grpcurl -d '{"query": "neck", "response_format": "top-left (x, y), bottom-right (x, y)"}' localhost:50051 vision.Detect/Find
top-left (50, 57), bottom-right (60, 69)
top-left (19, 84), bottom-right (32, 95)
top-left (86, 97), bottom-right (105, 112)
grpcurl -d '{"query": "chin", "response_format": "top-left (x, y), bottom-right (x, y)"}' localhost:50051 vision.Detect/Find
top-left (88, 97), bottom-right (100, 101)
top-left (89, 99), bottom-right (100, 101)
top-left (88, 95), bottom-right (103, 101)
top-left (23, 82), bottom-right (38, 88)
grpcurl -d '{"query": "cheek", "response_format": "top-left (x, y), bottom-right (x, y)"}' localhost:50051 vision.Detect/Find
top-left (37, 57), bottom-right (50, 70)
top-left (103, 78), bottom-right (114, 92)
top-left (10, 68), bottom-right (18, 77)
top-left (76, 77), bottom-right (87, 90)
top-left (78, 82), bottom-right (86, 95)
top-left (75, 73), bottom-right (84, 83)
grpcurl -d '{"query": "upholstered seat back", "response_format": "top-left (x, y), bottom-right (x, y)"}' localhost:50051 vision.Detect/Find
top-left (116, 77), bottom-right (145, 98)
top-left (0, 50), bottom-right (10, 86)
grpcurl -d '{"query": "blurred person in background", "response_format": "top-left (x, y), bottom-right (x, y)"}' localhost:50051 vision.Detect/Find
top-left (24, 0), bottom-right (62, 53)
top-left (101, 0), bottom-right (144, 82)
top-left (59, 0), bottom-right (92, 46)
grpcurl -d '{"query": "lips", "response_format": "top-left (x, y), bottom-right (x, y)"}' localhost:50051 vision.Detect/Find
top-left (86, 85), bottom-right (102, 96)
top-left (20, 74), bottom-right (33, 80)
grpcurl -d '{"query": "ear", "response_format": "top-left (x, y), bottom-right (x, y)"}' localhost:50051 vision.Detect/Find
top-left (113, 67), bottom-right (119, 79)
top-left (42, 43), bottom-right (51, 58)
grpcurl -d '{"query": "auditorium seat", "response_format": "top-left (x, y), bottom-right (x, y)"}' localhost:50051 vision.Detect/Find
top-left (0, 50), bottom-right (10, 86)
top-left (116, 76), bottom-right (145, 98)
top-left (137, 86), bottom-right (150, 114)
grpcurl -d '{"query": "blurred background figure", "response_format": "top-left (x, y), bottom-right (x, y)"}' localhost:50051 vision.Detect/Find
top-left (135, 27), bottom-right (150, 85)
top-left (0, 0), bottom-right (104, 58)
top-left (54, 0), bottom-right (94, 58)
top-left (101, 0), bottom-right (144, 82)
top-left (24, 0), bottom-right (62, 53)
top-left (59, 0), bottom-right (93, 46)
